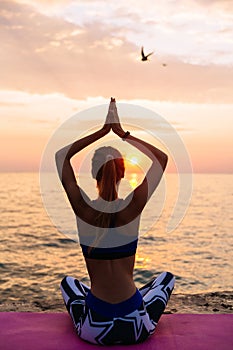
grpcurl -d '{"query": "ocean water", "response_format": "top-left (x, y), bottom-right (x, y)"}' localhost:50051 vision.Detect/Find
top-left (0, 173), bottom-right (232, 306)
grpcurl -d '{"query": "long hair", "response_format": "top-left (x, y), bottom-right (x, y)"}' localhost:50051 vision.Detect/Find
top-left (91, 146), bottom-right (125, 229)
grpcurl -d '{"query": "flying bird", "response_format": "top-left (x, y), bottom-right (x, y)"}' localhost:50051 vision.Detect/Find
top-left (141, 46), bottom-right (154, 61)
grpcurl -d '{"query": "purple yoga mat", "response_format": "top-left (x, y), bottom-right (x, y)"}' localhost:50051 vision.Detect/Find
top-left (0, 313), bottom-right (232, 350)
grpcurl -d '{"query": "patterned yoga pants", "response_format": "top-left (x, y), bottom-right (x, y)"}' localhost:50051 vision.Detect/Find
top-left (60, 271), bottom-right (175, 345)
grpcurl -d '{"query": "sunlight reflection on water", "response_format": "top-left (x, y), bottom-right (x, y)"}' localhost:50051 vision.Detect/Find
top-left (0, 173), bottom-right (232, 305)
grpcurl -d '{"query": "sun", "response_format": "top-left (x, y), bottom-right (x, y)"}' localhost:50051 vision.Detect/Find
top-left (124, 154), bottom-right (142, 174)
top-left (129, 156), bottom-right (139, 165)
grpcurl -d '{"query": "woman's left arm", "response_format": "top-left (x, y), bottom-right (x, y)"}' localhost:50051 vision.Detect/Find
top-left (55, 106), bottom-right (112, 214)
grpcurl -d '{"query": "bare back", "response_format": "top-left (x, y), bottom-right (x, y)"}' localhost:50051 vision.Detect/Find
top-left (76, 199), bottom-right (141, 303)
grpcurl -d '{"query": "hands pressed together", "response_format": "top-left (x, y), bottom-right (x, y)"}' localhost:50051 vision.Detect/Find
top-left (103, 97), bottom-right (126, 138)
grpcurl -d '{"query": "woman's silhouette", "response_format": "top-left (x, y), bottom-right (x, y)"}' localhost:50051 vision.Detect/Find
top-left (55, 98), bottom-right (175, 345)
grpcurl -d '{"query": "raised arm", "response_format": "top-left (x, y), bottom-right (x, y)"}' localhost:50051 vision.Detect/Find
top-left (111, 101), bottom-right (168, 214)
top-left (55, 101), bottom-right (112, 215)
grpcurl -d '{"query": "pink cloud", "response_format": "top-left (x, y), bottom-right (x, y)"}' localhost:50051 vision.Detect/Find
top-left (0, 0), bottom-right (232, 103)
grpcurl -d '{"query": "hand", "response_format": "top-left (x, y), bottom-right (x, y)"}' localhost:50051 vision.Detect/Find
top-left (108, 97), bottom-right (116, 114)
top-left (110, 99), bottom-right (126, 138)
top-left (102, 98), bottom-right (115, 134)
top-left (102, 116), bottom-right (111, 134)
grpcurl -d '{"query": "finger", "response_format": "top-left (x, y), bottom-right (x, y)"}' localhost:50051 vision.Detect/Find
top-left (108, 101), bottom-right (116, 110)
top-left (110, 103), bottom-right (117, 113)
top-left (110, 112), bottom-right (115, 124)
top-left (107, 110), bottom-right (114, 120)
top-left (112, 111), bottom-right (120, 124)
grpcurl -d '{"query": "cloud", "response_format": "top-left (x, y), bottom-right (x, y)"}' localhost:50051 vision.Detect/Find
top-left (15, 0), bottom-right (71, 11)
top-left (0, 0), bottom-right (232, 103)
top-left (0, 88), bottom-right (232, 172)
top-left (194, 0), bottom-right (233, 10)
top-left (0, 101), bottom-right (26, 107)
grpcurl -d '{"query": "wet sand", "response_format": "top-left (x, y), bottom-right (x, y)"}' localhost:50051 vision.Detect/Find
top-left (0, 292), bottom-right (232, 314)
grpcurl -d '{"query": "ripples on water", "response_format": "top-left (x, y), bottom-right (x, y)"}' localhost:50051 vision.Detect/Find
top-left (0, 173), bottom-right (232, 306)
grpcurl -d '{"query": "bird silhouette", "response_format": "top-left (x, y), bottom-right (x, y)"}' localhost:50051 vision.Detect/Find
top-left (141, 46), bottom-right (154, 61)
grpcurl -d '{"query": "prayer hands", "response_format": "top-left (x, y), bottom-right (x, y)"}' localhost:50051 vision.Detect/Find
top-left (102, 98), bottom-right (114, 133)
top-left (103, 98), bottom-right (125, 138)
top-left (109, 98), bottom-right (125, 138)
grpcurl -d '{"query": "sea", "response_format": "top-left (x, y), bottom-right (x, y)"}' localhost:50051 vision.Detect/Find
top-left (0, 173), bottom-right (232, 306)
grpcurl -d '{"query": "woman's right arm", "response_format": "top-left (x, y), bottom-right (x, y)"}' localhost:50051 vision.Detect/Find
top-left (111, 101), bottom-right (168, 213)
top-left (55, 100), bottom-right (112, 216)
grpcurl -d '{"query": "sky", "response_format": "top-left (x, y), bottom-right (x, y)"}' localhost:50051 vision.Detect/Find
top-left (0, 0), bottom-right (233, 173)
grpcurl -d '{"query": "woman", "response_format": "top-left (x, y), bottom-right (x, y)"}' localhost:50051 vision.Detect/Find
top-left (55, 98), bottom-right (175, 345)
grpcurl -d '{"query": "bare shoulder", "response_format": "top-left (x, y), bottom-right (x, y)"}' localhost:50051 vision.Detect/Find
top-left (114, 197), bottom-right (141, 228)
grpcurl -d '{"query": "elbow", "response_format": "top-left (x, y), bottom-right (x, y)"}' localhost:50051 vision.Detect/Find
top-left (55, 149), bottom-right (68, 163)
top-left (55, 149), bottom-right (64, 160)
top-left (55, 150), bottom-right (66, 178)
top-left (55, 146), bottom-right (71, 161)
top-left (55, 151), bottom-right (62, 168)
top-left (161, 153), bottom-right (168, 171)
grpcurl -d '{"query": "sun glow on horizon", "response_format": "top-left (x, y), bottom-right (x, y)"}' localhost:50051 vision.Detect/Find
top-left (128, 173), bottom-right (139, 189)
top-left (129, 156), bottom-right (139, 165)
top-left (124, 153), bottom-right (145, 174)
